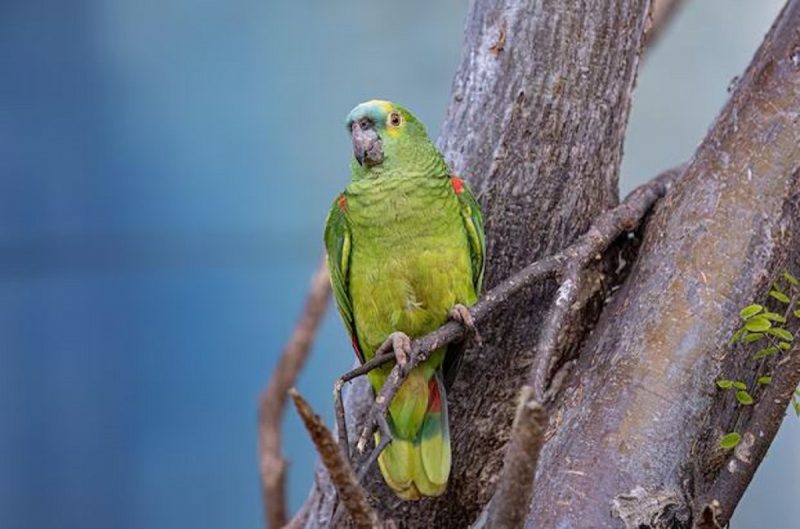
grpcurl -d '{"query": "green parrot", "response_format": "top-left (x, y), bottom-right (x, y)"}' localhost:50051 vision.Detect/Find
top-left (324, 100), bottom-right (485, 500)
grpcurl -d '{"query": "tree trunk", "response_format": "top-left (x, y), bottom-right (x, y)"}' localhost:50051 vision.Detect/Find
top-left (290, 0), bottom-right (800, 527)
top-left (528, 1), bottom-right (800, 526)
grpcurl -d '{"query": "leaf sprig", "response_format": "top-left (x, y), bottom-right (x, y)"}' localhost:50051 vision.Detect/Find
top-left (716, 271), bottom-right (799, 449)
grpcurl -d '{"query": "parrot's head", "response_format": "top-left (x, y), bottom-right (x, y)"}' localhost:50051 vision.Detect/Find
top-left (345, 100), bottom-right (443, 179)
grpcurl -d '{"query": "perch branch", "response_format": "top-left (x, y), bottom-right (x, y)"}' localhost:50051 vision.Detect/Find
top-left (258, 260), bottom-right (331, 529)
top-left (290, 388), bottom-right (381, 529)
top-left (353, 167), bottom-right (681, 470)
top-left (698, 341), bottom-right (800, 526)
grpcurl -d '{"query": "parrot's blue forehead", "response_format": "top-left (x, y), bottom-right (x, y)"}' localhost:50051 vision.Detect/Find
top-left (345, 100), bottom-right (393, 128)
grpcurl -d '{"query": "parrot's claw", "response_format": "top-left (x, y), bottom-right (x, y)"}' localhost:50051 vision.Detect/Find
top-left (391, 332), bottom-right (413, 372)
top-left (376, 331), bottom-right (413, 372)
top-left (449, 303), bottom-right (482, 347)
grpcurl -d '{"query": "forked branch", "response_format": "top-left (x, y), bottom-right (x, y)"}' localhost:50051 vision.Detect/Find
top-left (481, 166), bottom-right (681, 526)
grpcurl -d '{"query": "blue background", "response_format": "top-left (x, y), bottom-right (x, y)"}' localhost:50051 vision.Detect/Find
top-left (1, 1), bottom-right (795, 528)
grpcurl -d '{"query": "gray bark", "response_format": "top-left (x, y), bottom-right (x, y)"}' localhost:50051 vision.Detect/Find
top-left (291, 0), bottom-right (800, 527)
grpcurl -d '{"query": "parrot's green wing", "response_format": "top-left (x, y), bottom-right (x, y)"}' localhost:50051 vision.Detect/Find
top-left (324, 194), bottom-right (364, 363)
top-left (442, 177), bottom-right (486, 389)
top-left (452, 177), bottom-right (485, 295)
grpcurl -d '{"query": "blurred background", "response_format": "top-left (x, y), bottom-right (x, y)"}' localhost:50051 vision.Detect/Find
top-left (0, 0), bottom-right (795, 527)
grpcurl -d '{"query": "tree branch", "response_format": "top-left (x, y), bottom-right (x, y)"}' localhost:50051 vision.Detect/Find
top-left (258, 261), bottom-right (331, 529)
top-left (699, 341), bottom-right (800, 526)
top-left (289, 389), bottom-right (381, 529)
top-left (482, 385), bottom-right (546, 529)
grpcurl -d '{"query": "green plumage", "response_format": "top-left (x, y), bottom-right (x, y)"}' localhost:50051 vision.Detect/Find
top-left (325, 100), bottom-right (485, 500)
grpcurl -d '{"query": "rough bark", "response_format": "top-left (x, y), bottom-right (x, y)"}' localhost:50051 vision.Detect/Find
top-left (527, 2), bottom-right (800, 526)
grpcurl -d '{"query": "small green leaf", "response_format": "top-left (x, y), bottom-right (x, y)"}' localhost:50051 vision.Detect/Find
top-left (784, 271), bottom-right (799, 286)
top-left (739, 304), bottom-right (764, 320)
top-left (794, 309), bottom-right (800, 319)
top-left (770, 290), bottom-right (791, 304)
top-left (729, 328), bottom-right (746, 345)
top-left (757, 376), bottom-right (772, 385)
top-left (779, 341), bottom-right (792, 350)
top-left (732, 381), bottom-right (748, 390)
top-left (742, 332), bottom-right (765, 343)
top-left (767, 328), bottom-right (794, 341)
top-left (736, 390), bottom-right (754, 405)
top-left (720, 432), bottom-right (742, 449)
top-left (745, 317), bottom-right (772, 332)
top-left (753, 345), bottom-right (779, 359)
top-left (716, 379), bottom-right (734, 389)
top-left (762, 312), bottom-right (787, 323)
top-left (793, 399), bottom-right (800, 417)
top-left (795, 388), bottom-right (800, 397)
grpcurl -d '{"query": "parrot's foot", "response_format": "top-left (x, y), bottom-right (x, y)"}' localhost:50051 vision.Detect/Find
top-left (449, 303), bottom-right (482, 347)
top-left (375, 331), bottom-right (413, 372)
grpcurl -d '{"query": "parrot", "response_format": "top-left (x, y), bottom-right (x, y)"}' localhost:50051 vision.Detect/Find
top-left (323, 100), bottom-right (485, 500)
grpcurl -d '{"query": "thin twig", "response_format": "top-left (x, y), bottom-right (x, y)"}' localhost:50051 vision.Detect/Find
top-left (334, 353), bottom-right (398, 458)
top-left (258, 260), bottom-right (331, 529)
top-left (290, 388), bottom-right (381, 529)
top-left (485, 386), bottom-right (547, 529)
top-left (698, 342), bottom-right (800, 526)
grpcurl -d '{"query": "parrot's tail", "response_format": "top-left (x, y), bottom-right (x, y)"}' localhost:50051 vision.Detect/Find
top-left (377, 371), bottom-right (451, 500)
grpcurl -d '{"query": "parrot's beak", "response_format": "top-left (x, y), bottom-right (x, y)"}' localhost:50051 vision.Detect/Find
top-left (351, 120), bottom-right (383, 166)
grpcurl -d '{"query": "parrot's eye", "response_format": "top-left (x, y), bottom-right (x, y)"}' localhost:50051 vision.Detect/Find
top-left (358, 118), bottom-right (371, 130)
top-left (388, 112), bottom-right (401, 127)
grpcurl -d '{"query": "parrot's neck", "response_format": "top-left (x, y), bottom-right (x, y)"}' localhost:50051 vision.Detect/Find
top-left (350, 145), bottom-right (449, 181)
